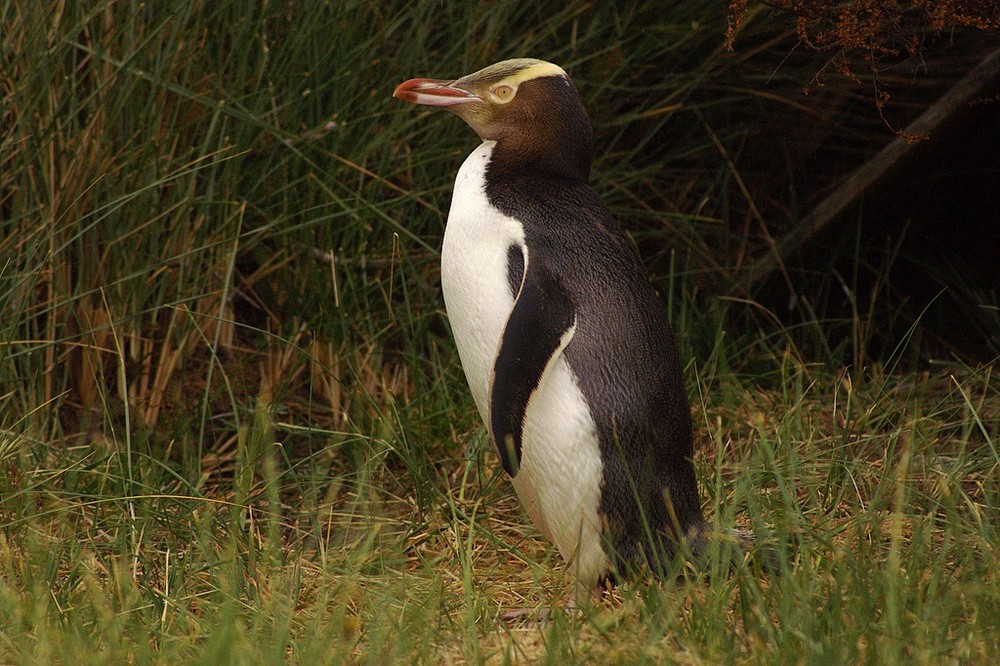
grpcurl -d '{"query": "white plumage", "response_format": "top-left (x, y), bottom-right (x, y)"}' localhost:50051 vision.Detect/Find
top-left (442, 141), bottom-right (609, 590)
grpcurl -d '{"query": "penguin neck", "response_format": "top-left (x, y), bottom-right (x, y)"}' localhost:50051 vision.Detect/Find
top-left (484, 125), bottom-right (593, 185)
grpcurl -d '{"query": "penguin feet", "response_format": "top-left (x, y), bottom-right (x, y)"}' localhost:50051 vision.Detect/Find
top-left (498, 582), bottom-right (606, 624)
top-left (498, 605), bottom-right (561, 624)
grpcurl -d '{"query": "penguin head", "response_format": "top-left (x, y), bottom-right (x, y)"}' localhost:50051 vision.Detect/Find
top-left (394, 58), bottom-right (593, 179)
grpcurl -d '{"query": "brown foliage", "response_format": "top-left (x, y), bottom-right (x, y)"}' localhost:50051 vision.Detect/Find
top-left (729, 1), bottom-right (999, 56)
top-left (727, 1), bottom-right (999, 135)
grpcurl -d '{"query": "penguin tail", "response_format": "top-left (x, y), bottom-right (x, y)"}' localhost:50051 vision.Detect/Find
top-left (688, 523), bottom-right (785, 575)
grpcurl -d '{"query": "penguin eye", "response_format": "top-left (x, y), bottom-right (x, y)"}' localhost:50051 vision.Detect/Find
top-left (490, 84), bottom-right (515, 103)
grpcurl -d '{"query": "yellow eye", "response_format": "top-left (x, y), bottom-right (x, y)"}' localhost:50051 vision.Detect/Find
top-left (491, 84), bottom-right (515, 102)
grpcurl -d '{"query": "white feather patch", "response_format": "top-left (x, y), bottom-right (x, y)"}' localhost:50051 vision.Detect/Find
top-left (442, 141), bottom-right (608, 588)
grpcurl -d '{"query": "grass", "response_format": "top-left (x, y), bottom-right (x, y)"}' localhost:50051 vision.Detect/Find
top-left (2, 0), bottom-right (998, 663)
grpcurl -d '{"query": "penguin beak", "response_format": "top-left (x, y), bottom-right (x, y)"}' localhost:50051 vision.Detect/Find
top-left (393, 78), bottom-right (481, 107)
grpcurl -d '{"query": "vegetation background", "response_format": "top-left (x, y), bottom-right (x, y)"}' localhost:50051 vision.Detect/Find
top-left (2, 0), bottom-right (998, 662)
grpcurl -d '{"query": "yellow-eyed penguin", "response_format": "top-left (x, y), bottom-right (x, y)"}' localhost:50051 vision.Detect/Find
top-left (394, 58), bottom-right (756, 600)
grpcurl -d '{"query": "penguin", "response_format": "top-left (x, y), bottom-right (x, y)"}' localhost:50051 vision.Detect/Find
top-left (394, 58), bottom-right (759, 600)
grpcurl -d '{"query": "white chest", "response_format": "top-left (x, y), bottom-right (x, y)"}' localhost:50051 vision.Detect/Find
top-left (441, 141), bottom-right (525, 420)
top-left (440, 141), bottom-right (608, 591)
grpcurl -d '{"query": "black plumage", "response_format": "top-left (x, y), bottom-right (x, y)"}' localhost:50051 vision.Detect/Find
top-left (394, 58), bottom-right (769, 595)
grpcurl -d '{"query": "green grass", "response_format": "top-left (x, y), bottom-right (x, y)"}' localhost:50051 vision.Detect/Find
top-left (2, 0), bottom-right (998, 663)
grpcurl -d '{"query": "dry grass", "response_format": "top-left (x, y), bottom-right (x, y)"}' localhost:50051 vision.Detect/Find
top-left (2, 0), bottom-right (998, 662)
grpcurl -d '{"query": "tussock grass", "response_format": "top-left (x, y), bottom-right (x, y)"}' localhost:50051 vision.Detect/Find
top-left (2, 0), bottom-right (997, 663)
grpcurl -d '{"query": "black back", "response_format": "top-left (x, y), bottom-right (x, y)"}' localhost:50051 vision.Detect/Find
top-left (486, 144), bottom-right (705, 577)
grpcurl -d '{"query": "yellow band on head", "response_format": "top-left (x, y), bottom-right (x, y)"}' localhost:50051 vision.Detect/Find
top-left (501, 60), bottom-right (567, 86)
top-left (457, 58), bottom-right (568, 89)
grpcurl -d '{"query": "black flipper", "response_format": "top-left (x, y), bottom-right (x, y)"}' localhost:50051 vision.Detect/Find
top-left (488, 257), bottom-right (576, 477)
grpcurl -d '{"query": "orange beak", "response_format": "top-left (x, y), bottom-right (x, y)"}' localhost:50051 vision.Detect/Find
top-left (393, 78), bottom-right (481, 107)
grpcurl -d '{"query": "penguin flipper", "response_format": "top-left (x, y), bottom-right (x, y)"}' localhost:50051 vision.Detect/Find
top-left (488, 260), bottom-right (576, 478)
